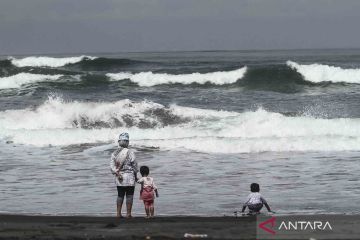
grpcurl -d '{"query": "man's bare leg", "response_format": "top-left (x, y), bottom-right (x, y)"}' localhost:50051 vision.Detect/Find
top-left (126, 195), bottom-right (133, 218)
top-left (116, 197), bottom-right (124, 218)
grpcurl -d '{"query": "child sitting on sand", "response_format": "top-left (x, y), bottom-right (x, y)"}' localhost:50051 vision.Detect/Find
top-left (241, 183), bottom-right (273, 215)
top-left (137, 166), bottom-right (159, 218)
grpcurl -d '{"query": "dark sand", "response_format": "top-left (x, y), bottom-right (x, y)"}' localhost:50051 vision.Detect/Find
top-left (2, 214), bottom-right (360, 239)
top-left (0, 214), bottom-right (256, 240)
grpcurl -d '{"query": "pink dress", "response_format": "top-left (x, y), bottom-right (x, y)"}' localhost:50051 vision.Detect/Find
top-left (138, 177), bottom-right (157, 202)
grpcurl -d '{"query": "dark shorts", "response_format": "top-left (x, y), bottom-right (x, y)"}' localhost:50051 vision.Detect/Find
top-left (117, 186), bottom-right (135, 198)
top-left (248, 203), bottom-right (263, 213)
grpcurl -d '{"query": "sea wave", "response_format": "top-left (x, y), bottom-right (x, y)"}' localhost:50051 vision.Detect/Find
top-left (0, 59), bottom-right (12, 68)
top-left (106, 67), bottom-right (247, 86)
top-left (287, 60), bottom-right (360, 83)
top-left (1, 96), bottom-right (360, 153)
top-left (0, 73), bottom-right (63, 89)
top-left (68, 57), bottom-right (146, 70)
top-left (9, 55), bottom-right (97, 68)
top-left (0, 95), bottom-right (188, 130)
top-left (4, 60), bottom-right (360, 90)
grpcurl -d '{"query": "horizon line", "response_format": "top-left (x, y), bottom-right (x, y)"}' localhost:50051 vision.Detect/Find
top-left (2, 47), bottom-right (360, 57)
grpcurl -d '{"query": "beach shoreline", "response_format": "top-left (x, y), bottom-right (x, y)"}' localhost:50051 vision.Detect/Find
top-left (2, 214), bottom-right (360, 239)
top-left (0, 214), bottom-right (256, 240)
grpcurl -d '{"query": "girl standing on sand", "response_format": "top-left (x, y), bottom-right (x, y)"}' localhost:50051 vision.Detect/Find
top-left (138, 166), bottom-right (159, 218)
top-left (110, 132), bottom-right (138, 218)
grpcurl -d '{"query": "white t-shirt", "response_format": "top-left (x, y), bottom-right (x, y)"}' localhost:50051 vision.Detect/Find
top-left (137, 176), bottom-right (157, 190)
top-left (245, 192), bottom-right (267, 205)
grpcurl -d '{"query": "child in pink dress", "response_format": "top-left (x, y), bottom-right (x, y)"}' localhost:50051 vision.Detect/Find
top-left (137, 166), bottom-right (159, 218)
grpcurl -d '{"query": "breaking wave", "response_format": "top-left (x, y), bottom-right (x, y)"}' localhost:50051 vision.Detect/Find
top-left (9, 55), bottom-right (97, 68)
top-left (4, 60), bottom-right (360, 90)
top-left (106, 67), bottom-right (247, 86)
top-left (0, 95), bottom-right (188, 130)
top-left (1, 96), bottom-right (360, 153)
top-left (287, 60), bottom-right (360, 84)
top-left (0, 73), bottom-right (63, 89)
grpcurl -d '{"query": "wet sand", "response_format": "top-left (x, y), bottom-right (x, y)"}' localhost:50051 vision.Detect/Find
top-left (0, 214), bottom-right (256, 240)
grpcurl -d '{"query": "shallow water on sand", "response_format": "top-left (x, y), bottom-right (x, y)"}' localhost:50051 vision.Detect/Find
top-left (1, 143), bottom-right (359, 216)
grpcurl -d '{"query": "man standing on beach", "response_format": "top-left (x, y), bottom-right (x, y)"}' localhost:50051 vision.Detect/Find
top-left (110, 133), bottom-right (138, 218)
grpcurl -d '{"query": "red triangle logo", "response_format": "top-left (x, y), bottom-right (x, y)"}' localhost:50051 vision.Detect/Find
top-left (258, 217), bottom-right (276, 235)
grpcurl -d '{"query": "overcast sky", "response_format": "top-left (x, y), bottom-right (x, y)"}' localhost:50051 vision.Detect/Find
top-left (1, 0), bottom-right (360, 54)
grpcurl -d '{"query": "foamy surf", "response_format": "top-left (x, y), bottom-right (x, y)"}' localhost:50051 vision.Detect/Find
top-left (106, 67), bottom-right (247, 86)
top-left (0, 95), bottom-right (183, 130)
top-left (1, 97), bottom-right (360, 153)
top-left (9, 55), bottom-right (97, 68)
top-left (0, 73), bottom-right (63, 89)
top-left (287, 60), bottom-right (360, 83)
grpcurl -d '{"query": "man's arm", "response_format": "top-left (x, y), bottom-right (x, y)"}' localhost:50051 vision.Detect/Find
top-left (129, 151), bottom-right (138, 180)
top-left (110, 153), bottom-right (118, 175)
top-left (129, 151), bottom-right (137, 170)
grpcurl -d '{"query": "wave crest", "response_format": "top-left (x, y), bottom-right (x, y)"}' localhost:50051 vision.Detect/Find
top-left (0, 73), bottom-right (63, 89)
top-left (9, 55), bottom-right (97, 68)
top-left (106, 67), bottom-right (247, 86)
top-left (1, 97), bottom-right (360, 153)
top-left (0, 96), bottom-right (188, 130)
top-left (287, 60), bottom-right (360, 83)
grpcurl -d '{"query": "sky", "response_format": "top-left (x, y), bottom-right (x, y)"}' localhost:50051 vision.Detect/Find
top-left (1, 0), bottom-right (360, 54)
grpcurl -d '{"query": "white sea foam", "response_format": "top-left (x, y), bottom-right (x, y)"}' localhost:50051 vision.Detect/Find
top-left (106, 67), bottom-right (247, 86)
top-left (1, 97), bottom-right (360, 153)
top-left (0, 95), bottom-right (167, 130)
top-left (287, 60), bottom-right (360, 83)
top-left (9, 55), bottom-right (97, 68)
top-left (0, 73), bottom-right (63, 89)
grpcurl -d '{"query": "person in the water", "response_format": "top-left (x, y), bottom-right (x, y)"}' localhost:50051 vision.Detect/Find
top-left (241, 183), bottom-right (273, 214)
top-left (110, 132), bottom-right (138, 218)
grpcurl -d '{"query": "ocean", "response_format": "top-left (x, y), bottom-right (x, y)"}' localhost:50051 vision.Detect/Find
top-left (1, 49), bottom-right (360, 216)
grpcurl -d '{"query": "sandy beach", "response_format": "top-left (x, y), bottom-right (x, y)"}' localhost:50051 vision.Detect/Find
top-left (2, 214), bottom-right (360, 239)
top-left (0, 214), bottom-right (256, 240)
